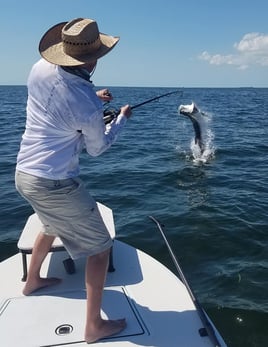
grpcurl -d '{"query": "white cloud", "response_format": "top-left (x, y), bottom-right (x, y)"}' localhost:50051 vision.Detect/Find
top-left (199, 33), bottom-right (268, 69)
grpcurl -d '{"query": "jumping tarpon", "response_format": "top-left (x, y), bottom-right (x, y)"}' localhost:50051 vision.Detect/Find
top-left (179, 102), bottom-right (205, 153)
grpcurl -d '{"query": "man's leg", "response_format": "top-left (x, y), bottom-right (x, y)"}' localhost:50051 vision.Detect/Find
top-left (84, 247), bottom-right (126, 343)
top-left (23, 232), bottom-right (62, 295)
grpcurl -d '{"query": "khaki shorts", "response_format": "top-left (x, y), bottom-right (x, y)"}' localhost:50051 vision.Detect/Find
top-left (15, 171), bottom-right (113, 259)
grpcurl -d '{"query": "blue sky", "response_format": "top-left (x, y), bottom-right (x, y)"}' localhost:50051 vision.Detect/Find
top-left (2, 0), bottom-right (268, 87)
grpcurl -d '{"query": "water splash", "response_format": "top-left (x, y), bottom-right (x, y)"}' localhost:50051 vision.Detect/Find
top-left (191, 124), bottom-right (215, 164)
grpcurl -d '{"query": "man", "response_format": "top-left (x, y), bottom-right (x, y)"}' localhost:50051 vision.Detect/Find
top-left (15, 18), bottom-right (131, 343)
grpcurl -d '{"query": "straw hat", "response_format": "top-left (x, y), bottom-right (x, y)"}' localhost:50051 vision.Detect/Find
top-left (39, 18), bottom-right (120, 66)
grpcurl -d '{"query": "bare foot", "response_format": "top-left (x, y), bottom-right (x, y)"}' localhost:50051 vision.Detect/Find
top-left (85, 318), bottom-right (126, 343)
top-left (23, 277), bottom-right (62, 295)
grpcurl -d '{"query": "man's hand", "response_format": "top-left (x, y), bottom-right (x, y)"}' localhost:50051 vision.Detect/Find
top-left (120, 105), bottom-right (132, 119)
top-left (96, 89), bottom-right (113, 102)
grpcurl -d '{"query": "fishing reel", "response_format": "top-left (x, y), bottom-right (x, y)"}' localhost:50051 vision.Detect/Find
top-left (77, 106), bottom-right (117, 132)
top-left (103, 106), bottom-right (120, 124)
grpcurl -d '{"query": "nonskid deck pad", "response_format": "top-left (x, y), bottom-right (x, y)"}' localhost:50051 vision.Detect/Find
top-left (0, 286), bottom-right (146, 347)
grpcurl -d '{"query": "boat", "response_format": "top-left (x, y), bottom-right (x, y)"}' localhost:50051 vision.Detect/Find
top-left (0, 202), bottom-right (227, 346)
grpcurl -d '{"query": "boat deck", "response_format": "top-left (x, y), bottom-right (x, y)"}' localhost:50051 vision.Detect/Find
top-left (0, 239), bottom-right (227, 347)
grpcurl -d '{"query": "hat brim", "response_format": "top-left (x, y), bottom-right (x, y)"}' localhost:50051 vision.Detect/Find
top-left (39, 22), bottom-right (119, 66)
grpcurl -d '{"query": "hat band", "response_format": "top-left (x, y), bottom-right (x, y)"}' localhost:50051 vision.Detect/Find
top-left (62, 36), bottom-right (101, 57)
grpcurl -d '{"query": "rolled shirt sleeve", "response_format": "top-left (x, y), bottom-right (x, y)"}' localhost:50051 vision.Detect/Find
top-left (81, 110), bottom-right (127, 156)
top-left (68, 81), bottom-right (128, 157)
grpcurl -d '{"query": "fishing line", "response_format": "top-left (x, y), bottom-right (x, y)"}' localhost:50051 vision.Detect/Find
top-left (149, 216), bottom-right (222, 347)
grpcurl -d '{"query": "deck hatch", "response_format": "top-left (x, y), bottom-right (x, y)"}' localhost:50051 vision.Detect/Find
top-left (0, 286), bottom-right (146, 346)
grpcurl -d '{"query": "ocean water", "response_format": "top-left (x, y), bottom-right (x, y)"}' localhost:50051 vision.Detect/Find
top-left (0, 85), bottom-right (267, 347)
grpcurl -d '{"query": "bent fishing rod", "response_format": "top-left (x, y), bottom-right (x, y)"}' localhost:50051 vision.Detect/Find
top-left (103, 90), bottom-right (182, 124)
top-left (149, 216), bottom-right (222, 347)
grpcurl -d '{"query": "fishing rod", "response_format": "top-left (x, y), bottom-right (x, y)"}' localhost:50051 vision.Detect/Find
top-left (149, 216), bottom-right (222, 347)
top-left (103, 90), bottom-right (182, 124)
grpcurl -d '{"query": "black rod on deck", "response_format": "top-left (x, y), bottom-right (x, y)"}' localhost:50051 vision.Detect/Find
top-left (149, 216), bottom-right (222, 347)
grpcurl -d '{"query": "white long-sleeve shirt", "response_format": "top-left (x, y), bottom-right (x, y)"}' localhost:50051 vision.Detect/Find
top-left (16, 59), bottom-right (127, 179)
